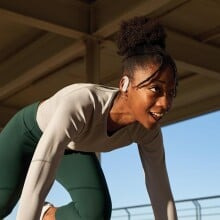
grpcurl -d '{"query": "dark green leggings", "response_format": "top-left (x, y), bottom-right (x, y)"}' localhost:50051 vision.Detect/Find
top-left (0, 103), bottom-right (112, 219)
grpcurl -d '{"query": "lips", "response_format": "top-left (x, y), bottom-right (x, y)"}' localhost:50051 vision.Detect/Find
top-left (150, 112), bottom-right (165, 121)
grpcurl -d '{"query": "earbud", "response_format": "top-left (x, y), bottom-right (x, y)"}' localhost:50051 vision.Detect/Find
top-left (122, 76), bottom-right (129, 92)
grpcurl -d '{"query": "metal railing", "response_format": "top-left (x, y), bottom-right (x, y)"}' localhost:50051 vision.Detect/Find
top-left (111, 195), bottom-right (220, 220)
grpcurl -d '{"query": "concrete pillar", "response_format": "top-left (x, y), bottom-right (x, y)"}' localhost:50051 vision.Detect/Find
top-left (84, 38), bottom-right (101, 161)
top-left (85, 38), bottom-right (100, 84)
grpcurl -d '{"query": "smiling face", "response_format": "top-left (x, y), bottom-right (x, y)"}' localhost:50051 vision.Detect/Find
top-left (120, 63), bottom-right (176, 129)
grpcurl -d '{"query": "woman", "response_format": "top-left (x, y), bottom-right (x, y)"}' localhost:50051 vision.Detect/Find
top-left (0, 16), bottom-right (178, 220)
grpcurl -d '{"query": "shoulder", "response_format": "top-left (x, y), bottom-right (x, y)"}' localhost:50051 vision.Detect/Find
top-left (56, 83), bottom-right (118, 102)
top-left (132, 125), bottom-right (164, 156)
top-left (129, 123), bottom-right (163, 146)
top-left (54, 83), bottom-right (118, 115)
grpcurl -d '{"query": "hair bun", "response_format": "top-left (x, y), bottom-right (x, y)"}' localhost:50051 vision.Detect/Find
top-left (117, 16), bottom-right (167, 57)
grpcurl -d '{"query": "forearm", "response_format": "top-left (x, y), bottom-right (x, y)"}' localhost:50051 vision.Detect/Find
top-left (16, 137), bottom-right (65, 219)
top-left (16, 161), bottom-right (55, 220)
top-left (138, 138), bottom-right (178, 219)
top-left (151, 195), bottom-right (178, 220)
top-left (145, 165), bottom-right (178, 220)
top-left (167, 200), bottom-right (178, 220)
top-left (16, 102), bottom-right (77, 219)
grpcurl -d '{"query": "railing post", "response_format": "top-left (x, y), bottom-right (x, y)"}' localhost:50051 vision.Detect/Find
top-left (112, 195), bottom-right (220, 219)
top-left (192, 200), bottom-right (202, 220)
top-left (125, 208), bottom-right (131, 220)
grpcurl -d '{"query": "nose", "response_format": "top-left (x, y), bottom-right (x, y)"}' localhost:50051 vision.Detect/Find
top-left (156, 95), bottom-right (173, 112)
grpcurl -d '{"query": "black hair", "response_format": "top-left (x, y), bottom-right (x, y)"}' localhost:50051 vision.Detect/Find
top-left (116, 16), bottom-right (177, 90)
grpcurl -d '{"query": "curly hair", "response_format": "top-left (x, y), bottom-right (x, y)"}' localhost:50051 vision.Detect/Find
top-left (117, 16), bottom-right (166, 57)
top-left (116, 15), bottom-right (177, 89)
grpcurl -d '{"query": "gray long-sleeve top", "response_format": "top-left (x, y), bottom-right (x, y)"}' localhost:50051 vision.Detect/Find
top-left (16, 83), bottom-right (177, 220)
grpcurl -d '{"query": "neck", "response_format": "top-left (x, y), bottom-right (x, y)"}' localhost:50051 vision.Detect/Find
top-left (107, 93), bottom-right (134, 133)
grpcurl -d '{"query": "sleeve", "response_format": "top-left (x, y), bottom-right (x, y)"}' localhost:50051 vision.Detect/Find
top-left (138, 128), bottom-right (178, 220)
top-left (16, 100), bottom-right (87, 220)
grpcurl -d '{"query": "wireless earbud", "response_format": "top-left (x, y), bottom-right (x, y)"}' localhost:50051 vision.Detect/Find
top-left (121, 76), bottom-right (129, 92)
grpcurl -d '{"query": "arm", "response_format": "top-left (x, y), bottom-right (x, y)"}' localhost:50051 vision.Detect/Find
top-left (16, 104), bottom-right (75, 220)
top-left (138, 128), bottom-right (178, 220)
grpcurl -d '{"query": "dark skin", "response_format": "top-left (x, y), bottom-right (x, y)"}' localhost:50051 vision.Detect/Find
top-left (42, 63), bottom-right (176, 220)
top-left (108, 63), bottom-right (175, 132)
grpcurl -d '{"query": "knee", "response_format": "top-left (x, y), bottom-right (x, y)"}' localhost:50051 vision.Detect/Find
top-left (56, 195), bottom-right (112, 220)
top-left (84, 197), bottom-right (112, 220)
top-left (79, 190), bottom-right (112, 219)
top-left (80, 203), bottom-right (112, 220)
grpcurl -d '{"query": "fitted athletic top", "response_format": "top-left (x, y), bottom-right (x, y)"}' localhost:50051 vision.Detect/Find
top-left (17, 84), bottom-right (177, 220)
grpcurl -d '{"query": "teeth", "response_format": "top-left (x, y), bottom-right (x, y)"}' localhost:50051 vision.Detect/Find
top-left (151, 112), bottom-right (164, 119)
top-left (152, 112), bottom-right (164, 117)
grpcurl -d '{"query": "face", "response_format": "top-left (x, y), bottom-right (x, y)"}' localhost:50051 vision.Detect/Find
top-left (122, 64), bottom-right (176, 129)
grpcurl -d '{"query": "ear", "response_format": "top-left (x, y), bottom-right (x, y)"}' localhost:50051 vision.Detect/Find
top-left (120, 76), bottom-right (130, 92)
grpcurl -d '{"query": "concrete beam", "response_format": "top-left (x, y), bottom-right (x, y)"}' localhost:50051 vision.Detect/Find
top-left (91, 0), bottom-right (188, 37)
top-left (176, 60), bottom-right (220, 80)
top-left (0, 40), bottom-right (85, 101)
top-left (161, 94), bottom-right (220, 126)
top-left (85, 38), bottom-right (101, 83)
top-left (0, 0), bottom-right (90, 38)
top-left (167, 29), bottom-right (220, 77)
top-left (0, 33), bottom-right (74, 86)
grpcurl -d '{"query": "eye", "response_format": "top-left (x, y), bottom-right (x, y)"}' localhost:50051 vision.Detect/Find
top-left (149, 85), bottom-right (163, 95)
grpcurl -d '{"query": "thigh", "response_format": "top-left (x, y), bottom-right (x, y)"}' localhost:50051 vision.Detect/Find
top-left (56, 152), bottom-right (108, 188)
top-left (55, 151), bottom-right (112, 219)
top-left (0, 113), bottom-right (33, 217)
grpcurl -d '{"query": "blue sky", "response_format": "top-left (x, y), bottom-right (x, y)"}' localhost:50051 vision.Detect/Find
top-left (5, 110), bottom-right (220, 219)
top-left (103, 110), bottom-right (220, 207)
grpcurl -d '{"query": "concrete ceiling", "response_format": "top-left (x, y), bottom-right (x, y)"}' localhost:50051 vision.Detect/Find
top-left (0, 0), bottom-right (219, 129)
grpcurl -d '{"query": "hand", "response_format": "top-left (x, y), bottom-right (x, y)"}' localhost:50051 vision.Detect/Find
top-left (43, 207), bottom-right (57, 220)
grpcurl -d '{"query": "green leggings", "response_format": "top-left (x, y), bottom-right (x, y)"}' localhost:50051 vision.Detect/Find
top-left (0, 103), bottom-right (112, 219)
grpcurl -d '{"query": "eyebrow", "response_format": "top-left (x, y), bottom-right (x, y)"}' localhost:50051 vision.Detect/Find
top-left (136, 69), bottom-right (161, 88)
top-left (137, 76), bottom-right (164, 88)
top-left (136, 58), bottom-right (170, 88)
top-left (154, 79), bottom-right (166, 84)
